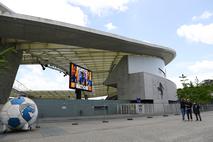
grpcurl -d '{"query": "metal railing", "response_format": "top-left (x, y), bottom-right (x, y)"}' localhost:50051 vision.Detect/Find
top-left (200, 104), bottom-right (213, 112)
top-left (118, 103), bottom-right (213, 116)
top-left (118, 103), bottom-right (180, 116)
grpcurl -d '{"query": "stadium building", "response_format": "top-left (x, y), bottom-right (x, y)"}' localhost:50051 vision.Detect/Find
top-left (0, 2), bottom-right (177, 109)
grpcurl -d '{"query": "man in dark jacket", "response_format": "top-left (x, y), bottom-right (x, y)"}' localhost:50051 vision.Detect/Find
top-left (180, 99), bottom-right (186, 121)
top-left (193, 103), bottom-right (202, 121)
top-left (186, 100), bottom-right (193, 121)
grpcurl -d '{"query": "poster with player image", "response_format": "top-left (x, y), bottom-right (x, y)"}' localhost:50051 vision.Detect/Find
top-left (69, 63), bottom-right (92, 92)
top-left (70, 63), bottom-right (77, 88)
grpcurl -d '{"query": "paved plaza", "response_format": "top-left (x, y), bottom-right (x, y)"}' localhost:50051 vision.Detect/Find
top-left (1, 111), bottom-right (213, 142)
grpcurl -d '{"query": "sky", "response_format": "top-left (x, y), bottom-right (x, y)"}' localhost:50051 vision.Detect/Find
top-left (1, 0), bottom-right (213, 90)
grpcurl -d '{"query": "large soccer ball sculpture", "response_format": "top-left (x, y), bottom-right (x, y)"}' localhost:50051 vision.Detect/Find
top-left (0, 96), bottom-right (38, 131)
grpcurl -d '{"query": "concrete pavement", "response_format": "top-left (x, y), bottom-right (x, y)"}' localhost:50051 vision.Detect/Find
top-left (1, 111), bottom-right (213, 142)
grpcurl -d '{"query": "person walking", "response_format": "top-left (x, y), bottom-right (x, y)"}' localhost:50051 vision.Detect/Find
top-left (193, 103), bottom-right (202, 121)
top-left (180, 99), bottom-right (186, 121)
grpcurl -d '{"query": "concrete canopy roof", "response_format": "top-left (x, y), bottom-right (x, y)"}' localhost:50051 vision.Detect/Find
top-left (0, 5), bottom-right (176, 97)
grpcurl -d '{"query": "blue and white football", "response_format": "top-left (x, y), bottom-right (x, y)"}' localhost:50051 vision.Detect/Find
top-left (0, 96), bottom-right (38, 130)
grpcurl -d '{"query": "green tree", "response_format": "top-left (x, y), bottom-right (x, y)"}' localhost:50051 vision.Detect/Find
top-left (177, 75), bottom-right (213, 104)
top-left (195, 76), bottom-right (199, 87)
top-left (179, 74), bottom-right (189, 88)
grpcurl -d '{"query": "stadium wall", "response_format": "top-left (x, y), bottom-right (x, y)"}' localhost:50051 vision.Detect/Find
top-left (105, 55), bottom-right (177, 102)
top-left (34, 99), bottom-right (129, 118)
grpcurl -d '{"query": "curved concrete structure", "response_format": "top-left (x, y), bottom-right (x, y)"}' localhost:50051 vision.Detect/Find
top-left (128, 55), bottom-right (166, 77)
top-left (0, 12), bottom-right (175, 65)
top-left (0, 3), bottom-right (176, 103)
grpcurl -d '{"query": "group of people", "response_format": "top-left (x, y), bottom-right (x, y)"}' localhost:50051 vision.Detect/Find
top-left (180, 99), bottom-right (202, 121)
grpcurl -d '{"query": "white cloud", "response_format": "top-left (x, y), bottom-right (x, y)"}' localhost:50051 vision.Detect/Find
top-left (68, 0), bottom-right (134, 16)
top-left (14, 65), bottom-right (69, 90)
top-left (180, 60), bottom-right (213, 86)
top-left (192, 11), bottom-right (213, 20)
top-left (168, 74), bottom-right (213, 89)
top-left (188, 60), bottom-right (213, 73)
top-left (0, 0), bottom-right (87, 26)
top-left (168, 73), bottom-right (213, 89)
top-left (167, 60), bottom-right (213, 88)
top-left (105, 22), bottom-right (117, 30)
top-left (177, 23), bottom-right (213, 45)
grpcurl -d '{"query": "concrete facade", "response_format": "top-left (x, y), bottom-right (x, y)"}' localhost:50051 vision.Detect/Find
top-left (0, 46), bottom-right (22, 104)
top-left (0, 3), bottom-right (176, 103)
top-left (105, 55), bottom-right (177, 103)
top-left (143, 73), bottom-right (177, 103)
top-left (128, 55), bottom-right (166, 77)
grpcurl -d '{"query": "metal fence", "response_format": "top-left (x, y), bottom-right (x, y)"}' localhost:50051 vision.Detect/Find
top-left (200, 104), bottom-right (213, 112)
top-left (118, 103), bottom-right (180, 116)
top-left (118, 103), bottom-right (213, 116)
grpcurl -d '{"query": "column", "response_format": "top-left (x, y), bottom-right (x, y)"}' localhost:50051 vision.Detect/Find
top-left (0, 45), bottom-right (22, 104)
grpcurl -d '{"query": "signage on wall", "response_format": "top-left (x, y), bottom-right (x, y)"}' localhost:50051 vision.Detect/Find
top-left (157, 82), bottom-right (164, 99)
